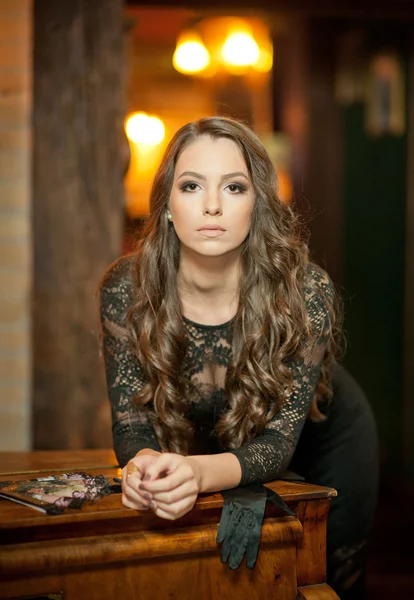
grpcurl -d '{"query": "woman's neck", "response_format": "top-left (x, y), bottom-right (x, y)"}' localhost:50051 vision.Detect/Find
top-left (177, 248), bottom-right (241, 323)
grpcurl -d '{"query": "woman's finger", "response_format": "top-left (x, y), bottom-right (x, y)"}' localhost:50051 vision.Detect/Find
top-left (142, 453), bottom-right (189, 484)
top-left (122, 474), bottom-right (151, 508)
top-left (151, 480), bottom-right (198, 505)
top-left (123, 485), bottom-right (150, 509)
top-left (153, 496), bottom-right (195, 520)
top-left (153, 506), bottom-right (180, 521)
top-left (121, 493), bottom-right (149, 511)
top-left (141, 465), bottom-right (193, 494)
top-left (122, 464), bottom-right (143, 488)
top-left (121, 453), bottom-right (161, 483)
top-left (124, 488), bottom-right (151, 509)
top-left (121, 465), bottom-right (143, 492)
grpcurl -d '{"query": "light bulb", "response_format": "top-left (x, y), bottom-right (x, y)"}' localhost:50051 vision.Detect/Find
top-left (222, 32), bottom-right (260, 67)
top-left (173, 32), bottom-right (210, 74)
top-left (125, 113), bottom-right (165, 147)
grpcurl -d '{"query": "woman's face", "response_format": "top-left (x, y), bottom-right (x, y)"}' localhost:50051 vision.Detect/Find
top-left (168, 135), bottom-right (255, 258)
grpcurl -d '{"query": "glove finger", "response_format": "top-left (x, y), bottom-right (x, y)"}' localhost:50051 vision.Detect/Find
top-left (244, 497), bottom-right (266, 569)
top-left (225, 504), bottom-right (243, 542)
top-left (221, 527), bottom-right (235, 563)
top-left (245, 518), bottom-right (263, 569)
top-left (216, 504), bottom-right (232, 543)
top-left (231, 508), bottom-right (254, 550)
top-left (228, 511), bottom-right (254, 570)
top-left (221, 505), bottom-right (243, 563)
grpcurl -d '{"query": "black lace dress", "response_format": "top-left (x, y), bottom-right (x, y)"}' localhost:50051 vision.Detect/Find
top-left (100, 256), bottom-right (378, 599)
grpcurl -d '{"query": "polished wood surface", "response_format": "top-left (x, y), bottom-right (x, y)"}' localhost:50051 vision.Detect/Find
top-left (297, 584), bottom-right (340, 599)
top-left (0, 449), bottom-right (118, 475)
top-left (0, 451), bottom-right (338, 599)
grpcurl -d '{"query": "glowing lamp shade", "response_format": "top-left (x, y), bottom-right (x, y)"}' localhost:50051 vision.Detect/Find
top-left (173, 32), bottom-right (210, 74)
top-left (125, 113), bottom-right (165, 147)
top-left (221, 32), bottom-right (260, 67)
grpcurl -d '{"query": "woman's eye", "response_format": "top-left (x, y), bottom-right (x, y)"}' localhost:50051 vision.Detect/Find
top-left (181, 182), bottom-right (199, 192)
top-left (227, 183), bottom-right (246, 194)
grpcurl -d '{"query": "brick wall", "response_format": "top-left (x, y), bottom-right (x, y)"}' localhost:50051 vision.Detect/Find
top-left (0, 0), bottom-right (32, 450)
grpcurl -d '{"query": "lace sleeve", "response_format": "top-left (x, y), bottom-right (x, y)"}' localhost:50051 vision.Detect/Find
top-left (99, 257), bottom-right (161, 467)
top-left (229, 264), bottom-right (335, 486)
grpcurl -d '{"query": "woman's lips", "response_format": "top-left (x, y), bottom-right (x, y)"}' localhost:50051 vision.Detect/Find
top-left (198, 229), bottom-right (226, 237)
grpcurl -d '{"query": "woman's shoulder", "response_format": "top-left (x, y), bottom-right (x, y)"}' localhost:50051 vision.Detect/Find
top-left (304, 262), bottom-right (334, 303)
top-left (99, 254), bottom-right (135, 319)
top-left (303, 263), bottom-right (335, 334)
top-left (100, 254), bottom-right (134, 292)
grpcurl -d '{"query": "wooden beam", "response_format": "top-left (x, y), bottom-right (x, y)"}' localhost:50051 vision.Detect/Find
top-left (126, 0), bottom-right (414, 20)
top-left (278, 18), bottom-right (343, 287)
top-left (32, 0), bottom-right (125, 449)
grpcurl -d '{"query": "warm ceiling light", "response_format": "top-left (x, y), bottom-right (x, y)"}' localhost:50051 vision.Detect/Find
top-left (125, 112), bottom-right (165, 147)
top-left (253, 46), bottom-right (273, 73)
top-left (221, 32), bottom-right (260, 67)
top-left (173, 31), bottom-right (210, 74)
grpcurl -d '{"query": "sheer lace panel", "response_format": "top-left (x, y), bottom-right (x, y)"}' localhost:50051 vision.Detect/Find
top-left (100, 256), bottom-right (333, 481)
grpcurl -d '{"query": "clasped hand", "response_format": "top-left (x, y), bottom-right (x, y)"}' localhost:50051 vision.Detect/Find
top-left (122, 452), bottom-right (202, 520)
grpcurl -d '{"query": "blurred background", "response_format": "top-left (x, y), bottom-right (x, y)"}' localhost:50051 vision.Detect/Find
top-left (0, 0), bottom-right (413, 596)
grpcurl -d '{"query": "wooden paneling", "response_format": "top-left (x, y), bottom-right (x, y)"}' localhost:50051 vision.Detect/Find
top-left (296, 498), bottom-right (331, 586)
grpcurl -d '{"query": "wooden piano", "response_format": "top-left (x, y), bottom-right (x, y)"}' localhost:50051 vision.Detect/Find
top-left (0, 450), bottom-right (338, 600)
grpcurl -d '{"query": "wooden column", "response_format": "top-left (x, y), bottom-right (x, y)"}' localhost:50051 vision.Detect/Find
top-left (403, 36), bottom-right (414, 480)
top-left (32, 0), bottom-right (125, 449)
top-left (280, 17), bottom-right (343, 288)
top-left (305, 20), bottom-right (343, 288)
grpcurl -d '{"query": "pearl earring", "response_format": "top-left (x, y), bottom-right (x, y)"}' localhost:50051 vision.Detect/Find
top-left (167, 212), bottom-right (173, 222)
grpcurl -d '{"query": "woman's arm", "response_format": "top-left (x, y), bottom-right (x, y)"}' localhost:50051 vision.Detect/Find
top-left (227, 265), bottom-right (335, 486)
top-left (190, 452), bottom-right (242, 493)
top-left (99, 258), bottom-right (162, 466)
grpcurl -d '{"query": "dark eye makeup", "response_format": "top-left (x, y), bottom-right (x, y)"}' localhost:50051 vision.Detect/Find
top-left (179, 181), bottom-right (248, 193)
top-left (180, 181), bottom-right (199, 192)
top-left (226, 183), bottom-right (248, 193)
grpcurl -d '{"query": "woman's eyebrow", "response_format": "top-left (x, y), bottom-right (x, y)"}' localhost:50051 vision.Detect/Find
top-left (221, 172), bottom-right (249, 182)
top-left (177, 171), bottom-right (206, 181)
top-left (177, 171), bottom-right (249, 181)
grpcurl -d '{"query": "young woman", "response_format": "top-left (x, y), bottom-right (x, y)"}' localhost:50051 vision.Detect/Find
top-left (99, 116), bottom-right (378, 598)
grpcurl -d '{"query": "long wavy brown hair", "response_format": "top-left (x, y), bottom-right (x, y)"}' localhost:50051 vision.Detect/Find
top-left (103, 116), bottom-right (341, 455)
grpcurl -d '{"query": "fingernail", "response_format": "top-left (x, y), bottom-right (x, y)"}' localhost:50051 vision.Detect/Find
top-left (139, 484), bottom-right (146, 491)
top-left (148, 501), bottom-right (156, 509)
top-left (143, 492), bottom-right (152, 500)
top-left (143, 474), bottom-right (151, 481)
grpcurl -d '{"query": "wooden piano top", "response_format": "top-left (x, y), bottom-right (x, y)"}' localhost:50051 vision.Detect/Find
top-left (0, 450), bottom-right (336, 537)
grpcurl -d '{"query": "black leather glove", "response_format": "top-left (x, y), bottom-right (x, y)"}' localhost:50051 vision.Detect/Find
top-left (216, 482), bottom-right (295, 570)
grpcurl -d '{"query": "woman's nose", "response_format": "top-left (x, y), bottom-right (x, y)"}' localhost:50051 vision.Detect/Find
top-left (203, 193), bottom-right (222, 216)
top-left (204, 205), bottom-right (222, 216)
